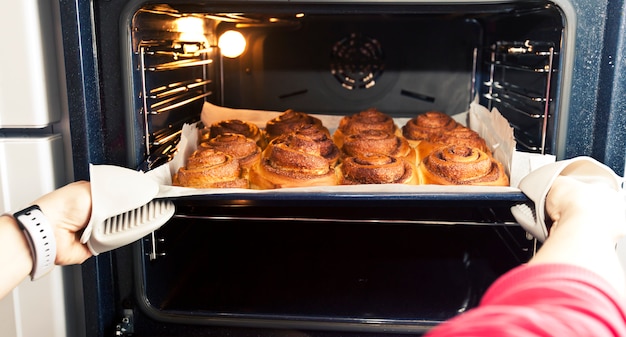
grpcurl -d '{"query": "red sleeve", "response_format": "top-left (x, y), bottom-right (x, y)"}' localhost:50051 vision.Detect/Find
top-left (424, 263), bottom-right (626, 337)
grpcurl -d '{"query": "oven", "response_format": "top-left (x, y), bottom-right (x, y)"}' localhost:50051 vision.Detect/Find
top-left (57, 0), bottom-right (626, 336)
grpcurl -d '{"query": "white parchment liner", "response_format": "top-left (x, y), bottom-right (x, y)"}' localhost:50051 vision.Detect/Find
top-left (146, 100), bottom-right (555, 198)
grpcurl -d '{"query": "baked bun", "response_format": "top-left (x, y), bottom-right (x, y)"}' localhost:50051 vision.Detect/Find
top-left (173, 148), bottom-right (249, 188)
top-left (291, 124), bottom-right (340, 167)
top-left (341, 129), bottom-right (416, 164)
top-left (265, 109), bottom-right (327, 142)
top-left (199, 133), bottom-right (261, 172)
top-left (201, 119), bottom-right (265, 148)
top-left (429, 125), bottom-right (490, 154)
top-left (418, 145), bottom-right (509, 186)
top-left (249, 130), bottom-right (338, 189)
top-left (415, 125), bottom-right (491, 163)
top-left (337, 154), bottom-right (418, 185)
top-left (402, 111), bottom-right (458, 147)
top-left (333, 108), bottom-right (398, 148)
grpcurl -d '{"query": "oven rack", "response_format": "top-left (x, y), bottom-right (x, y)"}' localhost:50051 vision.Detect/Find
top-left (137, 41), bottom-right (216, 168)
top-left (483, 40), bottom-right (557, 155)
top-left (143, 209), bottom-right (533, 262)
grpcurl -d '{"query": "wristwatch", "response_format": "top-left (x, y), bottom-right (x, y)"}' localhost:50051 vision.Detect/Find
top-left (13, 205), bottom-right (57, 280)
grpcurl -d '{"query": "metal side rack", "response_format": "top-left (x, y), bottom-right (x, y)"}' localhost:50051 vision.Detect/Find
top-left (137, 40), bottom-right (216, 169)
top-left (483, 40), bottom-right (559, 155)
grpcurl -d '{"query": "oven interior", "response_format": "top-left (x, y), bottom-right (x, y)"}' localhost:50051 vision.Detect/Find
top-left (129, 1), bottom-right (563, 168)
top-left (115, 1), bottom-right (565, 334)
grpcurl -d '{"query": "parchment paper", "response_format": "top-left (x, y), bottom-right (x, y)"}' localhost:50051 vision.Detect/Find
top-left (146, 101), bottom-right (555, 198)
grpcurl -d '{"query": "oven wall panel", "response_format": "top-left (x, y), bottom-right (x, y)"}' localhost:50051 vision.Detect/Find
top-left (593, 0), bottom-right (626, 175)
top-left (556, 0), bottom-right (626, 175)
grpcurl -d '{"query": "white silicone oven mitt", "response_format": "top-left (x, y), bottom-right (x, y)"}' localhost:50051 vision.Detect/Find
top-left (80, 164), bottom-right (175, 255)
top-left (511, 156), bottom-right (624, 241)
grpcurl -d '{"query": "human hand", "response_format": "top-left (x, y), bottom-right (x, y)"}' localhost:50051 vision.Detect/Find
top-left (32, 181), bottom-right (93, 265)
top-left (545, 175), bottom-right (626, 243)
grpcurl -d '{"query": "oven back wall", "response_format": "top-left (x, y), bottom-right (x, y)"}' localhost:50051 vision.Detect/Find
top-left (223, 15), bottom-right (479, 117)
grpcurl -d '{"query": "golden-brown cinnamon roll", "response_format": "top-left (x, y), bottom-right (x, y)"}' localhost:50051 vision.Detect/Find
top-left (402, 111), bottom-right (458, 147)
top-left (341, 129), bottom-right (416, 165)
top-left (173, 148), bottom-right (249, 188)
top-left (199, 133), bottom-right (261, 171)
top-left (333, 108), bottom-right (399, 148)
top-left (337, 154), bottom-right (418, 185)
top-left (200, 119), bottom-right (265, 148)
top-left (249, 131), bottom-right (338, 189)
top-left (291, 124), bottom-right (341, 167)
top-left (429, 125), bottom-right (490, 154)
top-left (418, 145), bottom-right (509, 186)
top-left (264, 109), bottom-right (327, 142)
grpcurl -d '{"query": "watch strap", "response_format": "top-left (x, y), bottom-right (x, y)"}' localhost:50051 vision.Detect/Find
top-left (13, 205), bottom-right (56, 280)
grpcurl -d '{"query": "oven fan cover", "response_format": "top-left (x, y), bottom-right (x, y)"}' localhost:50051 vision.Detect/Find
top-left (330, 33), bottom-right (385, 90)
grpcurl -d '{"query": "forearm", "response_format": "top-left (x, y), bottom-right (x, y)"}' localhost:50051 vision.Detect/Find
top-left (529, 215), bottom-right (626, 297)
top-left (0, 214), bottom-right (33, 299)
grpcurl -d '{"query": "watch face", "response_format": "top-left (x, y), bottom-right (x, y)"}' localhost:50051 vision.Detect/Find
top-left (14, 205), bottom-right (41, 217)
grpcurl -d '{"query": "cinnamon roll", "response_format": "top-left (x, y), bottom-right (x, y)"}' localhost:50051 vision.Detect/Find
top-left (249, 130), bottom-right (338, 189)
top-left (402, 111), bottom-right (458, 147)
top-left (201, 119), bottom-right (265, 148)
top-left (418, 145), bottom-right (509, 186)
top-left (333, 108), bottom-right (399, 148)
top-left (341, 129), bottom-right (416, 165)
top-left (428, 125), bottom-right (490, 155)
top-left (291, 124), bottom-right (340, 167)
top-left (199, 133), bottom-right (261, 172)
top-left (337, 154), bottom-right (418, 185)
top-left (265, 109), bottom-right (327, 142)
top-left (173, 148), bottom-right (248, 189)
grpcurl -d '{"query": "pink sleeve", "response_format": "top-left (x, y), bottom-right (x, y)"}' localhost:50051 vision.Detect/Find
top-left (424, 263), bottom-right (626, 337)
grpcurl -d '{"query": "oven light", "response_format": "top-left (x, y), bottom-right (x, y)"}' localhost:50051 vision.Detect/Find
top-left (176, 17), bottom-right (207, 44)
top-left (218, 30), bottom-right (246, 58)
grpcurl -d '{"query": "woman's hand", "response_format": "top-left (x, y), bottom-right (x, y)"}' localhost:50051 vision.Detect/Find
top-left (0, 181), bottom-right (93, 299)
top-left (33, 180), bottom-right (93, 265)
top-left (546, 175), bottom-right (626, 244)
top-left (533, 175), bottom-right (626, 296)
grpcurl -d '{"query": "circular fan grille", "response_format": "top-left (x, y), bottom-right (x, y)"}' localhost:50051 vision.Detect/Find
top-left (330, 33), bottom-right (385, 90)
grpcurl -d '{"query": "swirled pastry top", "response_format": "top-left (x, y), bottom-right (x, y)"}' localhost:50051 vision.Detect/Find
top-left (263, 131), bottom-right (337, 175)
top-left (342, 129), bottom-right (415, 162)
top-left (429, 125), bottom-right (490, 154)
top-left (207, 119), bottom-right (262, 140)
top-left (199, 119), bottom-right (265, 148)
top-left (338, 153), bottom-right (417, 185)
top-left (199, 133), bottom-right (261, 169)
top-left (265, 109), bottom-right (326, 141)
top-left (419, 145), bottom-right (509, 186)
top-left (249, 131), bottom-right (338, 189)
top-left (335, 108), bottom-right (397, 136)
top-left (289, 124), bottom-right (340, 166)
top-left (173, 148), bottom-right (248, 188)
top-left (402, 111), bottom-right (458, 142)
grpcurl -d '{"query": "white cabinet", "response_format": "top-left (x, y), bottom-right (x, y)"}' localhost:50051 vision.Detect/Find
top-left (0, 135), bottom-right (65, 212)
top-left (0, 0), bottom-right (80, 336)
top-left (0, 0), bottom-right (62, 128)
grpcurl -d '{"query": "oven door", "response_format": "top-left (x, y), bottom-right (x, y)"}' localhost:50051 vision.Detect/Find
top-left (87, 196), bottom-right (533, 336)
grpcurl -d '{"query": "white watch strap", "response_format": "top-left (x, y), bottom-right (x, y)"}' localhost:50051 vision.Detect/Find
top-left (14, 205), bottom-right (57, 280)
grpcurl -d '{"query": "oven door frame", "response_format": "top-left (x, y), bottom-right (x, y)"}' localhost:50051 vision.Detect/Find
top-left (57, 0), bottom-right (626, 336)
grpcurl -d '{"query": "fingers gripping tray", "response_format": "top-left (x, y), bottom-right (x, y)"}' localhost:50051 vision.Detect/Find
top-left (511, 156), bottom-right (624, 242)
top-left (80, 164), bottom-right (175, 255)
